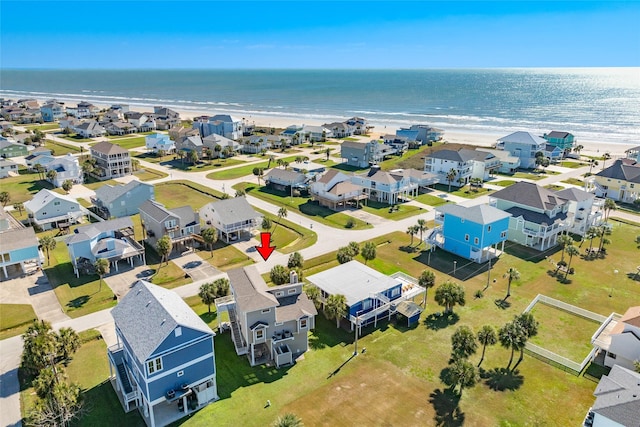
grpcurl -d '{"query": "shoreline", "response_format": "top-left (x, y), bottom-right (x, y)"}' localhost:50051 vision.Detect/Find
top-left (32, 96), bottom-right (638, 158)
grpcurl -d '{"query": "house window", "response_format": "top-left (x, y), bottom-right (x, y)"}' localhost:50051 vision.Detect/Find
top-left (299, 318), bottom-right (308, 329)
top-left (465, 234), bottom-right (469, 242)
top-left (288, 289), bottom-right (296, 295)
top-left (275, 291), bottom-right (284, 297)
top-left (261, 308), bottom-right (270, 314)
top-left (175, 327), bottom-right (182, 337)
top-left (392, 287), bottom-right (400, 297)
top-left (255, 329), bottom-right (264, 340)
top-left (487, 225), bottom-right (492, 232)
top-left (147, 357), bottom-right (162, 374)
top-left (54, 201), bottom-right (60, 206)
top-left (501, 231), bottom-right (507, 238)
top-left (177, 371), bottom-right (184, 377)
top-left (474, 237), bottom-right (479, 245)
top-left (608, 352), bottom-right (617, 359)
top-left (362, 300), bottom-right (372, 311)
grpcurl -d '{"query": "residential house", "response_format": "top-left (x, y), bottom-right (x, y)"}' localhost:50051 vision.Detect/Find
top-left (322, 122), bottom-right (351, 138)
top-left (90, 141), bottom-right (132, 180)
top-left (626, 145), bottom-right (640, 163)
top-left (489, 181), bottom-right (569, 250)
top-left (66, 217), bottom-right (145, 277)
top-left (138, 200), bottom-right (200, 251)
top-left (151, 106), bottom-right (181, 130)
top-left (300, 125), bottom-right (332, 142)
top-left (0, 139), bottom-right (28, 158)
top-left (145, 134), bottom-right (175, 154)
top-left (542, 131), bottom-right (575, 153)
top-left (168, 126), bottom-right (200, 145)
top-left (391, 168), bottom-right (440, 188)
top-left (0, 223), bottom-right (41, 278)
top-left (280, 125), bottom-right (303, 145)
top-left (594, 306), bottom-right (640, 371)
top-left (307, 261), bottom-right (424, 329)
top-left (406, 124), bottom-right (445, 144)
top-left (108, 280), bottom-right (218, 427)
top-left (242, 136), bottom-right (272, 154)
top-left (0, 159), bottom-right (19, 178)
top-left (496, 131), bottom-right (547, 169)
top-left (264, 168), bottom-right (308, 193)
top-left (554, 187), bottom-right (600, 235)
top-left (101, 109), bottom-right (125, 124)
top-left (24, 189), bottom-right (83, 230)
top-left (74, 120), bottom-right (106, 138)
top-left (344, 117), bottom-right (370, 135)
top-left (44, 154), bottom-right (83, 187)
top-left (423, 149), bottom-right (474, 187)
top-left (40, 101), bottom-right (65, 122)
top-left (310, 169), bottom-right (367, 210)
top-left (341, 140), bottom-right (396, 168)
top-left (193, 115), bottom-right (242, 140)
top-left (382, 135), bottom-right (409, 154)
top-left (25, 147), bottom-right (55, 170)
top-left (480, 148), bottom-right (521, 174)
top-left (126, 112), bottom-right (149, 128)
top-left (429, 204), bottom-right (511, 263)
top-left (0, 120), bottom-right (14, 131)
top-left (67, 102), bottom-right (100, 118)
top-left (175, 135), bottom-right (204, 155)
top-left (591, 159), bottom-right (640, 203)
top-left (543, 144), bottom-right (564, 163)
top-left (351, 167), bottom-right (419, 205)
top-left (106, 121), bottom-right (138, 136)
top-left (110, 104), bottom-right (130, 113)
top-left (588, 365), bottom-right (640, 427)
top-left (202, 133), bottom-right (242, 155)
top-left (12, 133), bottom-right (31, 144)
top-left (224, 266), bottom-right (317, 367)
top-left (459, 149), bottom-right (502, 181)
top-left (200, 197), bottom-right (262, 243)
top-left (93, 180), bottom-right (155, 219)
top-left (59, 117), bottom-right (82, 132)
top-left (395, 128), bottom-right (421, 147)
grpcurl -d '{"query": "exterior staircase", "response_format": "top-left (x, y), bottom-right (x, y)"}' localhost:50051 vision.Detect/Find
top-left (117, 363), bottom-right (133, 394)
top-left (228, 305), bottom-right (247, 355)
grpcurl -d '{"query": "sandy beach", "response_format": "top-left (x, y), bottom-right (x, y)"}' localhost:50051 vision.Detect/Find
top-left (40, 97), bottom-right (638, 159)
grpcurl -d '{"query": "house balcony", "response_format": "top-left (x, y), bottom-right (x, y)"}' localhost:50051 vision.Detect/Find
top-left (165, 224), bottom-right (179, 232)
top-left (271, 330), bottom-right (294, 343)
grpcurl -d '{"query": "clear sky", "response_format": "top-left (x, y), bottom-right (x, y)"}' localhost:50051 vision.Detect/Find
top-left (1, 1), bottom-right (639, 68)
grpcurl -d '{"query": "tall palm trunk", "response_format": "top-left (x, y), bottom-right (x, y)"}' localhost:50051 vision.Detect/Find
top-left (478, 344), bottom-right (487, 367)
top-left (507, 347), bottom-right (515, 370)
top-left (512, 347), bottom-right (525, 372)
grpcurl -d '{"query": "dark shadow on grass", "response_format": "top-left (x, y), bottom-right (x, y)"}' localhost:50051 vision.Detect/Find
top-left (482, 367), bottom-right (524, 391)
top-left (67, 295), bottom-right (91, 309)
top-left (79, 380), bottom-right (146, 426)
top-left (399, 245), bottom-right (420, 253)
top-left (626, 272), bottom-right (640, 282)
top-left (327, 353), bottom-right (358, 379)
top-left (429, 388), bottom-right (465, 427)
top-left (308, 315), bottom-right (351, 350)
top-left (583, 362), bottom-right (611, 383)
top-left (199, 311), bottom-right (217, 324)
top-left (424, 312), bottom-right (459, 330)
top-left (494, 299), bottom-right (511, 309)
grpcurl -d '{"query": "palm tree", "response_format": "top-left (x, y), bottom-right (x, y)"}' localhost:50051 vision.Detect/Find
top-left (499, 321), bottom-right (525, 370)
top-left (361, 242), bottom-right (376, 265)
top-left (156, 235), bottom-right (173, 266)
top-left (477, 325), bottom-right (498, 367)
top-left (587, 158), bottom-right (598, 174)
top-left (267, 155), bottom-right (275, 169)
top-left (586, 226), bottom-right (599, 253)
top-left (434, 281), bottom-right (466, 314)
top-left (406, 225), bottom-right (419, 246)
top-left (253, 167), bottom-right (264, 185)
top-left (512, 313), bottom-right (539, 370)
top-left (56, 327), bottom-right (80, 362)
top-left (418, 270), bottom-right (435, 306)
top-left (446, 168), bottom-right (458, 192)
top-left (46, 169), bottom-right (57, 184)
top-left (201, 228), bottom-right (218, 257)
top-left (325, 294), bottom-right (347, 328)
top-left (187, 149), bottom-right (199, 165)
top-left (39, 236), bottom-right (56, 265)
top-left (416, 219), bottom-right (428, 247)
top-left (573, 144), bottom-right (584, 156)
top-left (277, 207), bottom-right (287, 223)
top-left (199, 282), bottom-right (217, 313)
top-left (603, 198), bottom-right (616, 221)
top-left (601, 152), bottom-right (611, 169)
top-left (451, 325), bottom-right (478, 360)
top-left (272, 413), bottom-right (304, 427)
top-left (0, 191), bottom-right (10, 207)
top-left (325, 147), bottom-right (331, 161)
top-left (347, 241), bottom-right (360, 257)
top-left (13, 202), bottom-right (24, 216)
top-left (502, 267), bottom-right (520, 300)
top-left (564, 245), bottom-right (580, 279)
top-left (557, 234), bottom-right (574, 264)
top-left (447, 358), bottom-right (478, 396)
top-left (94, 258), bottom-right (110, 292)
top-left (34, 163), bottom-right (45, 180)
top-left (304, 285), bottom-right (321, 309)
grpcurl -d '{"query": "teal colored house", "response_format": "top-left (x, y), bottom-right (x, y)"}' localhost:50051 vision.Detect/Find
top-left (0, 226), bottom-right (41, 278)
top-left (0, 138), bottom-right (28, 158)
top-left (543, 131), bottom-right (575, 153)
top-left (430, 204), bottom-right (511, 263)
top-left (108, 280), bottom-right (218, 427)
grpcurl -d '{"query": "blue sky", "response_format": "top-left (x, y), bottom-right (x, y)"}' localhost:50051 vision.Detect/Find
top-left (1, 1), bottom-right (639, 68)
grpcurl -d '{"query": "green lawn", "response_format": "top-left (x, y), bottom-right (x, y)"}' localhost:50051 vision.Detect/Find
top-left (433, 184), bottom-right (494, 199)
top-left (558, 161), bottom-right (588, 169)
top-left (109, 136), bottom-right (146, 150)
top-left (142, 243), bottom-right (193, 289)
top-left (233, 182), bottom-right (372, 230)
top-left (23, 123), bottom-right (61, 131)
top-left (81, 177), bottom-right (119, 190)
top-left (411, 192), bottom-right (451, 206)
top-left (206, 156), bottom-right (299, 180)
top-left (254, 207), bottom-right (318, 254)
top-left (544, 184), bottom-right (565, 191)
top-left (196, 241), bottom-right (255, 271)
top-left (492, 180), bottom-right (518, 187)
top-left (0, 171), bottom-right (55, 204)
top-left (360, 200), bottom-right (426, 220)
top-left (61, 134), bottom-right (93, 143)
top-left (134, 167), bottom-right (168, 181)
top-left (44, 244), bottom-right (117, 318)
top-left (154, 181), bottom-right (223, 209)
top-left (0, 304), bottom-right (37, 340)
top-left (44, 139), bottom-right (83, 155)
top-left (562, 177), bottom-right (585, 186)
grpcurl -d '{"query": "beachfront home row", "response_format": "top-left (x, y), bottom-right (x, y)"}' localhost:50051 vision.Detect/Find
top-left (341, 140), bottom-right (396, 168)
top-left (108, 280), bottom-right (218, 427)
top-left (542, 131), bottom-right (575, 153)
top-left (193, 115), bottom-right (243, 140)
top-left (424, 148), bottom-right (503, 187)
top-left (66, 217), bottom-right (146, 277)
top-left (221, 267), bottom-right (317, 368)
top-left (496, 131), bottom-right (547, 169)
top-left (396, 124), bottom-right (445, 146)
top-left (590, 158), bottom-right (640, 204)
top-left (307, 261), bottom-right (424, 329)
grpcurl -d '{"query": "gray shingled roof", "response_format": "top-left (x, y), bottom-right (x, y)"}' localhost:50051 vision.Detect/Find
top-left (111, 280), bottom-right (213, 362)
top-left (427, 149), bottom-right (467, 162)
top-left (554, 187), bottom-right (594, 203)
top-left (274, 292), bottom-right (317, 323)
top-left (202, 197), bottom-right (260, 225)
top-left (492, 182), bottom-right (563, 211)
top-left (498, 131), bottom-right (547, 145)
top-left (437, 204), bottom-right (511, 224)
top-left (596, 160), bottom-right (640, 183)
top-left (91, 141), bottom-right (128, 155)
top-left (316, 169), bottom-right (342, 185)
top-left (546, 131), bottom-right (571, 139)
top-left (227, 267), bottom-right (278, 313)
top-left (592, 365), bottom-right (640, 427)
top-left (505, 207), bottom-right (567, 225)
top-left (265, 168), bottom-right (307, 184)
top-left (66, 217), bottom-right (133, 244)
top-left (328, 181), bottom-right (364, 195)
top-left (95, 181), bottom-right (153, 205)
top-left (139, 200), bottom-right (172, 223)
top-left (171, 206), bottom-right (198, 227)
top-left (341, 141), bottom-right (365, 150)
top-left (0, 227), bottom-right (39, 252)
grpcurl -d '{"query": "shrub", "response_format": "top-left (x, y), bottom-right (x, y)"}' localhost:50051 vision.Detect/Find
top-left (262, 217), bottom-right (272, 229)
top-left (474, 290), bottom-right (484, 299)
top-left (345, 218), bottom-right (355, 229)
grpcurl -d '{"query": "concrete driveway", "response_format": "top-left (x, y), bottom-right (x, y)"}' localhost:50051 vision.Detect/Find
top-left (177, 252), bottom-right (220, 282)
top-left (104, 264), bottom-right (154, 300)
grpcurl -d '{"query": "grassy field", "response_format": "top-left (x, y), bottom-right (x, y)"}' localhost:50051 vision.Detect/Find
top-left (360, 200), bottom-right (426, 220)
top-left (134, 167), bottom-right (168, 181)
top-left (562, 177), bottom-right (585, 186)
top-left (433, 184), bottom-right (494, 199)
top-left (44, 243), bottom-right (117, 318)
top-left (254, 207), bottom-right (318, 254)
top-left (61, 134), bottom-right (93, 142)
top-left (491, 180), bottom-right (518, 187)
top-left (81, 177), bottom-right (119, 190)
top-left (544, 184), bottom-right (565, 191)
top-left (196, 241), bottom-right (255, 271)
top-left (109, 136), bottom-right (146, 150)
top-left (23, 123), bottom-right (61, 131)
top-left (558, 161), bottom-right (588, 169)
top-left (0, 170), bottom-right (55, 203)
top-left (233, 182), bottom-right (372, 230)
top-left (411, 192), bottom-right (451, 206)
top-left (154, 181), bottom-right (221, 210)
top-left (44, 139), bottom-right (83, 155)
top-left (0, 304), bottom-right (37, 340)
top-left (206, 156), bottom-right (299, 180)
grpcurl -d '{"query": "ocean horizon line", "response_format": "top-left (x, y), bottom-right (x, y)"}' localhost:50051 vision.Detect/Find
top-left (2, 66), bottom-right (638, 71)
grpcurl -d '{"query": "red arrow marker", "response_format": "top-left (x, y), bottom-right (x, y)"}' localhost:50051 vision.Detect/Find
top-left (255, 232), bottom-right (276, 261)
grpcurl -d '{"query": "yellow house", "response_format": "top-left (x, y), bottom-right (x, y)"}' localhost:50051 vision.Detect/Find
top-left (592, 159), bottom-right (640, 203)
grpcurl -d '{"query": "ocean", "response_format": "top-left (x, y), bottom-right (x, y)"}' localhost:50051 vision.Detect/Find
top-left (1, 68), bottom-right (638, 144)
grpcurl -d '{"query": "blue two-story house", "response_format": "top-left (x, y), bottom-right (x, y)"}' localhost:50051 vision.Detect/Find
top-left (108, 281), bottom-right (218, 427)
top-left (307, 261), bottom-right (424, 330)
top-left (430, 204), bottom-right (511, 263)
